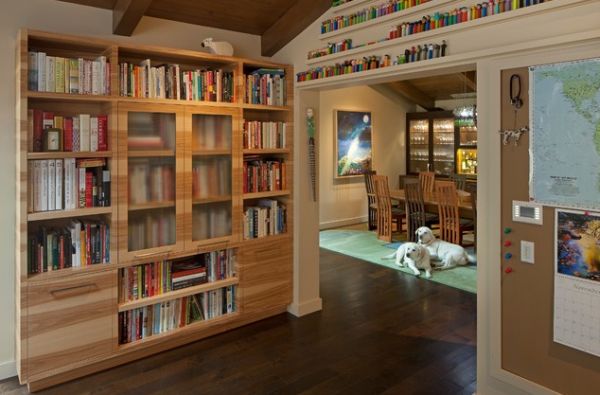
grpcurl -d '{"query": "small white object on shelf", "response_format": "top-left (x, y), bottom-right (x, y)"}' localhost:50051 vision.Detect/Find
top-left (201, 38), bottom-right (234, 56)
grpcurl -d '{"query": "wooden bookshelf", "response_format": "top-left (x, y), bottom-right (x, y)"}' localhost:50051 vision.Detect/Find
top-left (16, 28), bottom-right (293, 391)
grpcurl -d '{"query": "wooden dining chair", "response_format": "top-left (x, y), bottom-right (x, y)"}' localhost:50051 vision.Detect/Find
top-left (449, 173), bottom-right (467, 191)
top-left (373, 175), bottom-right (404, 242)
top-left (419, 171), bottom-right (436, 200)
top-left (404, 178), bottom-right (439, 242)
top-left (363, 170), bottom-right (377, 231)
top-left (435, 180), bottom-right (474, 245)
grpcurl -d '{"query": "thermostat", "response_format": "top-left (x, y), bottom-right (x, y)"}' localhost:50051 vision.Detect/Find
top-left (512, 200), bottom-right (543, 225)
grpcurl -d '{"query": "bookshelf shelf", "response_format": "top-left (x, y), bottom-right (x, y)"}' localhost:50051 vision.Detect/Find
top-left (27, 151), bottom-right (113, 160)
top-left (128, 150), bottom-right (175, 158)
top-left (192, 196), bottom-right (232, 205)
top-left (17, 29), bottom-right (293, 391)
top-left (192, 149), bottom-right (231, 156)
top-left (118, 277), bottom-right (239, 312)
top-left (243, 148), bottom-right (290, 155)
top-left (118, 312), bottom-right (240, 351)
top-left (27, 206), bottom-right (112, 221)
top-left (243, 190), bottom-right (290, 200)
top-left (128, 201), bottom-right (175, 212)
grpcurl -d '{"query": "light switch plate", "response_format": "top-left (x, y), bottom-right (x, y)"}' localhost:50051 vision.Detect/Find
top-left (521, 240), bottom-right (535, 264)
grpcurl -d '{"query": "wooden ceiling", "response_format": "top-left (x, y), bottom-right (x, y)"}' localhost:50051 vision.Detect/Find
top-left (381, 71), bottom-right (477, 110)
top-left (57, 0), bottom-right (330, 56)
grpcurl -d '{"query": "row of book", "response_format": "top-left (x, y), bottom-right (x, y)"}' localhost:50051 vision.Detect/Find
top-left (243, 199), bottom-right (286, 239)
top-left (119, 249), bottom-right (236, 302)
top-left (192, 158), bottom-right (231, 200)
top-left (245, 69), bottom-right (286, 106)
top-left (243, 158), bottom-right (286, 193)
top-left (119, 61), bottom-right (234, 102)
top-left (118, 286), bottom-right (237, 344)
top-left (243, 121), bottom-right (287, 150)
top-left (28, 52), bottom-right (110, 95)
top-left (28, 220), bottom-right (110, 274)
top-left (192, 115), bottom-right (232, 150)
top-left (28, 158), bottom-right (110, 212)
top-left (29, 110), bottom-right (108, 153)
top-left (128, 212), bottom-right (176, 251)
top-left (192, 205), bottom-right (232, 241)
top-left (128, 161), bottom-right (175, 205)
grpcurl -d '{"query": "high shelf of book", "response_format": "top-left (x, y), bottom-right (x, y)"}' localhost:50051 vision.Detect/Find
top-left (16, 29), bottom-right (293, 391)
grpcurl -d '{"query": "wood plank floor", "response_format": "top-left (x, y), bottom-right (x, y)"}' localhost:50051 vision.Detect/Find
top-left (1, 249), bottom-right (476, 395)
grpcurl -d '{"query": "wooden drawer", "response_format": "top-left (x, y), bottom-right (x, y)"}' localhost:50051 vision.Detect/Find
top-left (238, 239), bottom-right (292, 314)
top-left (24, 270), bottom-right (117, 378)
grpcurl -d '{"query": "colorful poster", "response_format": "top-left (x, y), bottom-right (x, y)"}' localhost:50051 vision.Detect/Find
top-left (554, 209), bottom-right (600, 357)
top-left (334, 110), bottom-right (373, 178)
top-left (529, 58), bottom-right (600, 209)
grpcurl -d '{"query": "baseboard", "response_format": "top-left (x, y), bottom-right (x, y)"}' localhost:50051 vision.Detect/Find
top-left (319, 216), bottom-right (367, 230)
top-left (287, 298), bottom-right (323, 317)
top-left (0, 360), bottom-right (17, 381)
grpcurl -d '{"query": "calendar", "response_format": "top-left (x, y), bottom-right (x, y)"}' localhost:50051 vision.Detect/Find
top-left (554, 209), bottom-right (600, 357)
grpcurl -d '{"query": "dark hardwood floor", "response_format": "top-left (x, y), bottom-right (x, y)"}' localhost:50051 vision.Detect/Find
top-left (1, 249), bottom-right (476, 395)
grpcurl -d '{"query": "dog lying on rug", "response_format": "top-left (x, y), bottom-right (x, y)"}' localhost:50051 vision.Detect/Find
top-left (383, 242), bottom-right (432, 278)
top-left (416, 226), bottom-right (476, 269)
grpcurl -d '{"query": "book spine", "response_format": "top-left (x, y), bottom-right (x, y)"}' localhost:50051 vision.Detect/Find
top-left (85, 171), bottom-right (93, 208)
top-left (97, 114), bottom-right (108, 151)
top-left (55, 159), bottom-right (63, 210)
top-left (28, 52), bottom-right (38, 91)
top-left (55, 57), bottom-right (65, 93)
top-left (46, 56), bottom-right (55, 92)
top-left (37, 52), bottom-right (46, 92)
top-left (47, 159), bottom-right (56, 211)
top-left (33, 109), bottom-right (43, 152)
top-left (79, 167), bottom-right (86, 208)
top-left (73, 116), bottom-right (80, 152)
top-left (90, 116), bottom-right (99, 152)
top-left (79, 114), bottom-right (90, 151)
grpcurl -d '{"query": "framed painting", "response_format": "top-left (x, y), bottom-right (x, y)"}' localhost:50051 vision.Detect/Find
top-left (334, 110), bottom-right (373, 178)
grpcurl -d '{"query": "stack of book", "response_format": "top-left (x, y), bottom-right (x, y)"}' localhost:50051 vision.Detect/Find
top-left (28, 220), bottom-right (110, 274)
top-left (128, 161), bottom-right (175, 205)
top-left (28, 52), bottom-right (110, 95)
top-left (243, 199), bottom-right (286, 239)
top-left (243, 157), bottom-right (286, 193)
top-left (245, 68), bottom-right (285, 106)
top-left (118, 285), bottom-right (237, 344)
top-left (128, 212), bottom-right (175, 251)
top-left (28, 158), bottom-right (110, 212)
top-left (243, 121), bottom-right (287, 149)
top-left (119, 60), bottom-right (234, 102)
top-left (192, 158), bottom-right (231, 200)
top-left (192, 204), bottom-right (231, 240)
top-left (193, 115), bottom-right (232, 149)
top-left (29, 110), bottom-right (108, 153)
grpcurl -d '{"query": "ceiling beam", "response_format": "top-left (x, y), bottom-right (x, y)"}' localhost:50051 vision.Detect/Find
top-left (113, 0), bottom-right (152, 36)
top-left (456, 71), bottom-right (477, 91)
top-left (389, 81), bottom-right (437, 110)
top-left (261, 0), bottom-right (330, 57)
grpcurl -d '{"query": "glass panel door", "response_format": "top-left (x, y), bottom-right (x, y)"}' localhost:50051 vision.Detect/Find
top-left (408, 119), bottom-right (429, 173)
top-left (127, 111), bottom-right (177, 252)
top-left (432, 118), bottom-right (455, 176)
top-left (191, 114), bottom-right (233, 242)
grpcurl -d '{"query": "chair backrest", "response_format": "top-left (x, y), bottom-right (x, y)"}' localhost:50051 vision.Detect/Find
top-left (373, 175), bottom-right (393, 242)
top-left (363, 170), bottom-right (377, 205)
top-left (419, 171), bottom-right (435, 199)
top-left (404, 178), bottom-right (427, 242)
top-left (436, 180), bottom-right (460, 244)
top-left (449, 173), bottom-right (467, 191)
top-left (398, 174), bottom-right (418, 189)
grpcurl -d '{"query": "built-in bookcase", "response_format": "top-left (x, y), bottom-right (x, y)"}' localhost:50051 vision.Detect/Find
top-left (16, 29), bottom-right (293, 391)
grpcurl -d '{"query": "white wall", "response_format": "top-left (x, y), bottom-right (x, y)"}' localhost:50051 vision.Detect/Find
top-left (0, 0), bottom-right (265, 380)
top-left (318, 85), bottom-right (408, 229)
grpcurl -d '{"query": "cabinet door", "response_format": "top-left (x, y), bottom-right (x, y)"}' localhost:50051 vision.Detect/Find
top-left (186, 109), bottom-right (238, 248)
top-left (24, 271), bottom-right (116, 379)
top-left (407, 118), bottom-right (430, 173)
top-left (238, 240), bottom-right (292, 314)
top-left (432, 117), bottom-right (455, 176)
top-left (118, 105), bottom-right (185, 262)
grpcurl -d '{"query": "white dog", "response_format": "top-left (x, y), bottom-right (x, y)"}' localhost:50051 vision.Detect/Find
top-left (415, 226), bottom-right (476, 269)
top-left (383, 242), bottom-right (432, 278)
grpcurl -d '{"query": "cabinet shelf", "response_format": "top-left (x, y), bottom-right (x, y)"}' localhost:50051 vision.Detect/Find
top-left (243, 148), bottom-right (290, 155)
top-left (118, 277), bottom-right (239, 312)
top-left (243, 190), bottom-right (290, 199)
top-left (193, 196), bottom-right (231, 205)
top-left (128, 201), bottom-right (175, 211)
top-left (28, 151), bottom-right (112, 160)
top-left (26, 90), bottom-right (113, 103)
top-left (192, 149), bottom-right (231, 156)
top-left (28, 206), bottom-right (112, 221)
top-left (128, 150), bottom-right (175, 158)
top-left (242, 103), bottom-right (290, 111)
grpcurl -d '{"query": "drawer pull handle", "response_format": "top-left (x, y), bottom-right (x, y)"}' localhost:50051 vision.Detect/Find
top-left (50, 283), bottom-right (97, 298)
top-left (134, 249), bottom-right (172, 259)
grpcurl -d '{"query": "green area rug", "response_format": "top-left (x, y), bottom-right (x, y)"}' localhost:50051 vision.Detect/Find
top-left (320, 229), bottom-right (477, 294)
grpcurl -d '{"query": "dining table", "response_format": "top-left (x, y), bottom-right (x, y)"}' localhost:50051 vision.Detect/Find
top-left (390, 189), bottom-right (474, 219)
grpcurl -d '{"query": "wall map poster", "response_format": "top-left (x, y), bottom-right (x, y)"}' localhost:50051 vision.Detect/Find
top-left (554, 209), bottom-right (600, 357)
top-left (529, 58), bottom-right (600, 209)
